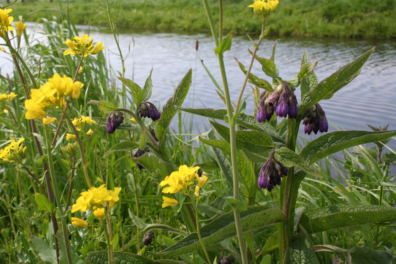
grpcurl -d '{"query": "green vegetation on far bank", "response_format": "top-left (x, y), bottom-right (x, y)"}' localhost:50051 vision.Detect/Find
top-left (5, 0), bottom-right (396, 38)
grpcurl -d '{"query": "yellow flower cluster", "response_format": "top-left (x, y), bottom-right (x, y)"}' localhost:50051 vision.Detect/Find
top-left (72, 116), bottom-right (96, 131)
top-left (248, 0), bottom-right (279, 19)
top-left (160, 165), bottom-right (208, 208)
top-left (0, 9), bottom-right (13, 34)
top-left (25, 73), bottom-right (84, 120)
top-left (71, 185), bottom-right (121, 227)
top-left (0, 138), bottom-right (27, 163)
top-left (64, 34), bottom-right (106, 58)
top-left (14, 21), bottom-right (26, 37)
top-left (0, 92), bottom-right (16, 102)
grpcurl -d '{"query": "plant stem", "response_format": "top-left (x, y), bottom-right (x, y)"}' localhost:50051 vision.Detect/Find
top-left (44, 128), bottom-right (73, 264)
top-left (219, 0), bottom-right (223, 43)
top-left (190, 194), bottom-right (211, 264)
top-left (201, 1), bottom-right (248, 262)
top-left (132, 169), bottom-right (140, 252)
top-left (16, 163), bottom-right (32, 237)
top-left (105, 206), bottom-right (115, 264)
top-left (234, 19), bottom-right (266, 115)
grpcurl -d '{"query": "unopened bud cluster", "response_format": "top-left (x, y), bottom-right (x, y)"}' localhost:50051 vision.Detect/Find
top-left (138, 102), bottom-right (161, 121)
top-left (258, 150), bottom-right (289, 191)
top-left (302, 103), bottom-right (328, 135)
top-left (256, 82), bottom-right (298, 123)
top-left (61, 142), bottom-right (79, 156)
top-left (106, 111), bottom-right (124, 134)
top-left (143, 231), bottom-right (154, 246)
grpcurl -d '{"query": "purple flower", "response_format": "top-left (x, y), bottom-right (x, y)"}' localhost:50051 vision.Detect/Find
top-left (138, 102), bottom-right (161, 121)
top-left (318, 107), bottom-right (328, 133)
top-left (288, 90), bottom-right (298, 119)
top-left (267, 90), bottom-right (280, 110)
top-left (133, 148), bottom-right (147, 170)
top-left (258, 159), bottom-right (272, 189)
top-left (143, 231), bottom-right (154, 246)
top-left (258, 151), bottom-right (289, 191)
top-left (106, 111), bottom-right (124, 134)
top-left (275, 87), bottom-right (289, 118)
top-left (257, 98), bottom-right (267, 123)
top-left (302, 104), bottom-right (328, 135)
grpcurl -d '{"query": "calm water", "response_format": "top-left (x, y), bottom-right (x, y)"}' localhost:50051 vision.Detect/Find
top-left (1, 24), bottom-right (396, 160)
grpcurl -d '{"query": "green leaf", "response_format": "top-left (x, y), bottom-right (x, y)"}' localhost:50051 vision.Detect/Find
top-left (118, 77), bottom-right (144, 106)
top-left (132, 153), bottom-right (177, 178)
top-left (88, 251), bottom-right (184, 264)
top-left (298, 61), bottom-right (318, 81)
top-left (261, 255), bottom-right (272, 264)
top-left (123, 223), bottom-right (186, 251)
top-left (249, 48), bottom-right (279, 78)
top-left (193, 160), bottom-right (219, 171)
top-left (270, 41), bottom-right (277, 62)
top-left (103, 141), bottom-right (138, 158)
top-left (284, 232), bottom-right (320, 264)
top-left (211, 121), bottom-right (274, 153)
top-left (236, 113), bottom-right (284, 142)
top-left (156, 69), bottom-right (192, 143)
top-left (179, 107), bottom-right (227, 120)
top-left (259, 231), bottom-right (278, 256)
top-left (275, 147), bottom-right (322, 178)
top-left (299, 130), bottom-right (396, 164)
top-left (35, 193), bottom-right (56, 214)
top-left (235, 57), bottom-right (273, 92)
top-left (214, 34), bottom-right (232, 56)
top-left (224, 197), bottom-right (247, 212)
top-left (56, 233), bottom-right (83, 264)
top-left (349, 246), bottom-right (393, 264)
top-left (300, 205), bottom-right (396, 234)
top-left (31, 236), bottom-right (57, 264)
top-left (142, 68), bottom-right (153, 101)
top-left (150, 206), bottom-right (285, 257)
top-left (88, 100), bottom-right (118, 112)
top-left (128, 209), bottom-right (147, 229)
top-left (299, 47), bottom-right (374, 113)
top-left (300, 51), bottom-right (319, 97)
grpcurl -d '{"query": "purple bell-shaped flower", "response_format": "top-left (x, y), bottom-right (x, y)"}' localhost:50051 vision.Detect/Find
top-left (106, 111), bottom-right (124, 134)
top-left (138, 102), bottom-right (161, 121)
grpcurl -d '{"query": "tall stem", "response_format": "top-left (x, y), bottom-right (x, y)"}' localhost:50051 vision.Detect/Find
top-left (104, 206), bottom-right (115, 264)
top-left (201, 1), bottom-right (248, 263)
top-left (16, 163), bottom-right (32, 237)
top-left (44, 128), bottom-right (73, 264)
top-left (234, 19), bottom-right (266, 114)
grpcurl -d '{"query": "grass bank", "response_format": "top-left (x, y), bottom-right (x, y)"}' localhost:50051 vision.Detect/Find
top-left (5, 0), bottom-right (396, 38)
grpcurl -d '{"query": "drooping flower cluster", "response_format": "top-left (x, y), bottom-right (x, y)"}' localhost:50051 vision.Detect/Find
top-left (258, 150), bottom-right (289, 191)
top-left (0, 9), bottom-right (13, 34)
top-left (72, 116), bottom-right (96, 131)
top-left (160, 165), bottom-right (208, 208)
top-left (106, 111), bottom-right (124, 134)
top-left (256, 82), bottom-right (298, 123)
top-left (64, 34), bottom-right (106, 58)
top-left (248, 0), bottom-right (279, 20)
top-left (138, 102), bottom-right (161, 121)
top-left (302, 103), bottom-right (328, 135)
top-left (71, 185), bottom-right (121, 227)
top-left (0, 138), bottom-right (27, 163)
top-left (25, 73), bottom-right (83, 120)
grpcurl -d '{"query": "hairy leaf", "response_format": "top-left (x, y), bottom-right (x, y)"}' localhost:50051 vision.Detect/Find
top-left (31, 236), bottom-right (57, 264)
top-left (284, 232), bottom-right (320, 264)
top-left (88, 100), bottom-right (118, 112)
top-left (35, 193), bottom-right (56, 214)
top-left (235, 57), bottom-right (273, 91)
top-left (132, 153), bottom-right (177, 178)
top-left (300, 51), bottom-right (318, 97)
top-left (142, 68), bottom-right (153, 101)
top-left (118, 77), bottom-right (143, 106)
top-left (249, 49), bottom-right (279, 78)
top-left (349, 246), bottom-right (393, 264)
top-left (103, 141), bottom-right (138, 158)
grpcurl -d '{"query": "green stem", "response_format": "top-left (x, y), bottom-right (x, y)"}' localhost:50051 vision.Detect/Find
top-left (202, 0), bottom-right (219, 47)
top-left (105, 206), bottom-right (115, 264)
top-left (190, 194), bottom-right (211, 264)
top-left (375, 185), bottom-right (384, 245)
top-left (44, 128), bottom-right (73, 264)
top-left (219, 0), bottom-right (223, 43)
top-left (132, 169), bottom-right (141, 252)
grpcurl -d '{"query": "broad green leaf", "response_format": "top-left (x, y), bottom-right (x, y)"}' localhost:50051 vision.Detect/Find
top-left (128, 209), bottom-right (147, 229)
top-left (142, 68), bottom-right (153, 101)
top-left (249, 49), bottom-right (279, 78)
top-left (235, 57), bottom-right (273, 91)
top-left (132, 153), bottom-right (177, 178)
top-left (31, 236), bottom-right (57, 264)
top-left (236, 113), bottom-right (284, 142)
top-left (311, 245), bottom-right (352, 263)
top-left (88, 251), bottom-right (184, 264)
top-left (150, 206), bottom-right (285, 257)
top-left (349, 246), bottom-right (393, 264)
top-left (224, 197), bottom-right (247, 212)
top-left (88, 100), bottom-right (118, 112)
top-left (299, 130), bottom-right (396, 164)
top-left (156, 69), bottom-right (192, 143)
top-left (270, 41), bottom-right (277, 62)
top-left (214, 34), bottom-right (232, 56)
top-left (35, 193), bottom-right (56, 214)
top-left (259, 231), bottom-right (278, 256)
top-left (299, 47), bottom-right (374, 113)
top-left (211, 121), bottom-right (274, 153)
top-left (118, 77), bottom-right (143, 106)
top-left (300, 51), bottom-right (318, 97)
top-left (275, 147), bottom-right (322, 178)
top-left (300, 205), bottom-right (396, 234)
top-left (103, 141), bottom-right (138, 158)
top-left (123, 223), bottom-right (186, 250)
top-left (261, 255), bottom-right (272, 264)
top-left (179, 107), bottom-right (227, 120)
top-left (284, 232), bottom-right (320, 264)
top-left (298, 61), bottom-right (318, 81)
top-left (193, 160), bottom-right (219, 171)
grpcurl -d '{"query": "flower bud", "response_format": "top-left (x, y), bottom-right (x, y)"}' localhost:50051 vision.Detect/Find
top-left (133, 148), bottom-right (148, 170)
top-left (106, 111), bottom-right (124, 134)
top-left (317, 106), bottom-right (328, 133)
top-left (267, 90), bottom-right (280, 109)
top-left (302, 104), bottom-right (328, 135)
top-left (275, 87), bottom-right (289, 117)
top-left (143, 231), bottom-right (154, 246)
top-left (256, 98), bottom-right (267, 123)
top-left (258, 150), bottom-right (288, 191)
top-left (138, 102), bottom-right (161, 121)
top-left (288, 90), bottom-right (298, 119)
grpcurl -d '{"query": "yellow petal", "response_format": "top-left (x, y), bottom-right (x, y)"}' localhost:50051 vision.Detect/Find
top-left (43, 117), bottom-right (56, 125)
top-left (71, 217), bottom-right (88, 228)
top-left (66, 134), bottom-right (76, 140)
top-left (162, 196), bottom-right (178, 208)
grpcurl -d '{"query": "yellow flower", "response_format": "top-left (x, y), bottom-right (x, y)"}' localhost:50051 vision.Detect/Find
top-left (64, 34), bottom-right (105, 57)
top-left (78, 66), bottom-right (84, 74)
top-left (196, 173), bottom-right (208, 188)
top-left (0, 9), bottom-right (14, 34)
top-left (0, 138), bottom-right (26, 163)
top-left (3, 109), bottom-right (8, 114)
top-left (248, 0), bottom-right (279, 19)
top-left (0, 47), bottom-right (5, 52)
top-left (0, 92), bottom-right (17, 102)
top-left (43, 117), bottom-right (56, 125)
top-left (194, 186), bottom-right (200, 197)
top-left (130, 117), bottom-right (136, 122)
top-left (71, 191), bottom-right (93, 213)
top-left (91, 184), bottom-right (112, 205)
top-left (25, 100), bottom-right (47, 120)
top-left (162, 196), bottom-right (178, 208)
top-left (71, 217), bottom-right (88, 228)
top-left (72, 116), bottom-right (96, 131)
top-left (94, 208), bottom-right (105, 219)
top-left (66, 134), bottom-right (76, 140)
top-left (86, 129), bottom-right (94, 136)
top-left (14, 21), bottom-right (26, 37)
top-left (108, 187), bottom-right (121, 207)
top-left (160, 165), bottom-right (201, 194)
